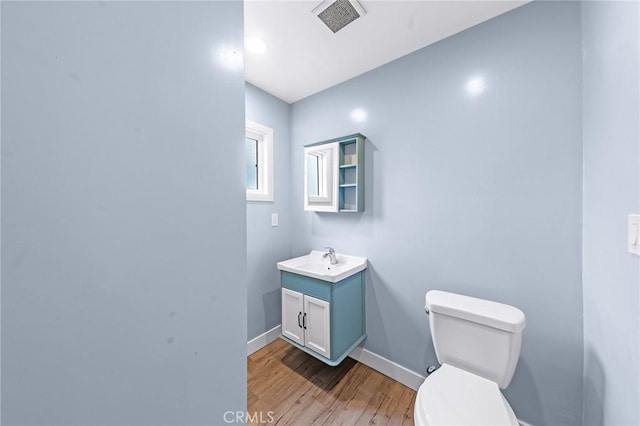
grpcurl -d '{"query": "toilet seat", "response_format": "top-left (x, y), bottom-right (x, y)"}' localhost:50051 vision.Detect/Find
top-left (414, 364), bottom-right (519, 426)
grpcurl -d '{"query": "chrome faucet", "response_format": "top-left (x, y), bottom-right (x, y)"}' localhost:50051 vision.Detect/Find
top-left (323, 247), bottom-right (338, 265)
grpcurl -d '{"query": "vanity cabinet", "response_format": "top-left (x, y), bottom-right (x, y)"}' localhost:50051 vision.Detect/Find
top-left (281, 288), bottom-right (331, 358)
top-left (280, 270), bottom-right (366, 366)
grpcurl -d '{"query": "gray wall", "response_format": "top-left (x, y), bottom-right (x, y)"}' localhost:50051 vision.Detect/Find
top-left (245, 83), bottom-right (292, 341)
top-left (1, 2), bottom-right (247, 425)
top-left (290, 2), bottom-right (583, 425)
top-left (582, 2), bottom-right (640, 425)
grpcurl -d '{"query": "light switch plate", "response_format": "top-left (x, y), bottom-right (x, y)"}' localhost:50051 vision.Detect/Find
top-left (271, 213), bottom-right (279, 227)
top-left (628, 214), bottom-right (640, 255)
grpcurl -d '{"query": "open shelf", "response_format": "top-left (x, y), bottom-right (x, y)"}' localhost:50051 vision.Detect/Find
top-left (336, 136), bottom-right (364, 212)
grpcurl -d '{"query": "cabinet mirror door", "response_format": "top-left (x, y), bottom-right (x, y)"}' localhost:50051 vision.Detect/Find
top-left (304, 142), bottom-right (338, 212)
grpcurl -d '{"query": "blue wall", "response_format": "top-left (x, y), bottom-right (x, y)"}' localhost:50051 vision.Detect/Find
top-left (245, 84), bottom-right (292, 341)
top-left (1, 2), bottom-right (247, 424)
top-left (290, 2), bottom-right (583, 425)
top-left (582, 1), bottom-right (640, 425)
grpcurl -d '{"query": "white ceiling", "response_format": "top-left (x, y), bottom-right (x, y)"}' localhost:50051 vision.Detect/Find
top-left (245, 0), bottom-right (528, 104)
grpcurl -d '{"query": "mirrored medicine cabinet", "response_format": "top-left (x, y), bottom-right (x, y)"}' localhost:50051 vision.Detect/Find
top-left (304, 134), bottom-right (365, 213)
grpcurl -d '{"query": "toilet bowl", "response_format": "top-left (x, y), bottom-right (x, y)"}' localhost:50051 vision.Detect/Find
top-left (414, 364), bottom-right (518, 426)
top-left (414, 290), bottom-right (525, 426)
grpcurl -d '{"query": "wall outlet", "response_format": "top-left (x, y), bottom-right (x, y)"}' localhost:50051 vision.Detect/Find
top-left (628, 214), bottom-right (640, 255)
top-left (271, 213), bottom-right (279, 227)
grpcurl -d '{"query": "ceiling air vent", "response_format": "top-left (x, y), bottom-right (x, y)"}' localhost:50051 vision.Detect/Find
top-left (312, 0), bottom-right (366, 34)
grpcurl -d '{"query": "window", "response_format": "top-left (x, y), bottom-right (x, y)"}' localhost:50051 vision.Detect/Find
top-left (245, 137), bottom-right (258, 190)
top-left (245, 120), bottom-right (274, 201)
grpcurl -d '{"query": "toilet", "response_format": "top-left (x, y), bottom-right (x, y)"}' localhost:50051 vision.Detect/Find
top-left (414, 290), bottom-right (526, 426)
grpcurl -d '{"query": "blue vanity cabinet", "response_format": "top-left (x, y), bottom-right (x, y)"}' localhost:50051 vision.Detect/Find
top-left (280, 271), bottom-right (366, 366)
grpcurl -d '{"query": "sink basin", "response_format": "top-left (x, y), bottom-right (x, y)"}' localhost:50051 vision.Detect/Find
top-left (277, 251), bottom-right (367, 283)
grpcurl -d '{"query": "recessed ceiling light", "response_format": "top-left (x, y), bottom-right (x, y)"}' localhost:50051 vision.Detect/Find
top-left (245, 37), bottom-right (268, 54)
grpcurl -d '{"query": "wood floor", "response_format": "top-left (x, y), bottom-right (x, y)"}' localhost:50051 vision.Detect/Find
top-left (247, 338), bottom-right (416, 426)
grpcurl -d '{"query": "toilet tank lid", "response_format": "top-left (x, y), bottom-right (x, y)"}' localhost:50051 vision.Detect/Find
top-left (426, 290), bottom-right (526, 333)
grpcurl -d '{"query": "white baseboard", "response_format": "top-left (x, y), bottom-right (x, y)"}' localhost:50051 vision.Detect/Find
top-left (348, 346), bottom-right (426, 391)
top-left (247, 325), bottom-right (531, 426)
top-left (246, 324), bottom-right (426, 389)
top-left (247, 325), bottom-right (281, 356)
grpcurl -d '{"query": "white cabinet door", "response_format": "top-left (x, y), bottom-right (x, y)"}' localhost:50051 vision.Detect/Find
top-left (281, 288), bottom-right (304, 345)
top-left (303, 295), bottom-right (331, 358)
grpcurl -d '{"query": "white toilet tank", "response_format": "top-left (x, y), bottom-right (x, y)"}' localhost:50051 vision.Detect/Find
top-left (425, 290), bottom-right (526, 389)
